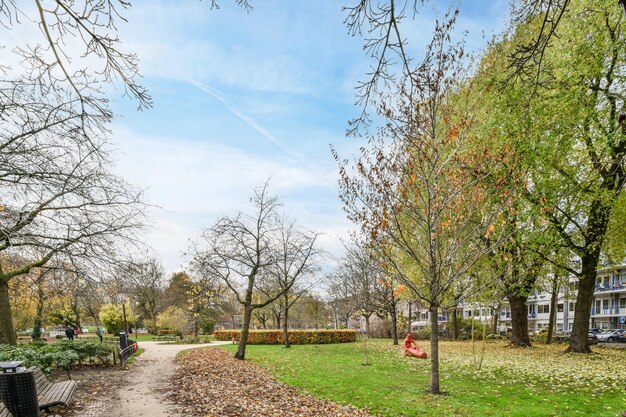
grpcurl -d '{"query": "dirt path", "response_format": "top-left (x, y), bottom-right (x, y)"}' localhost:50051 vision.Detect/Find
top-left (100, 341), bottom-right (230, 417)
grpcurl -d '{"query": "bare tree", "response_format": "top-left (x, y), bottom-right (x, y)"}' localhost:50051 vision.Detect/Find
top-left (130, 258), bottom-right (165, 334)
top-left (0, 133), bottom-right (144, 344)
top-left (272, 216), bottom-right (320, 348)
top-left (336, 241), bottom-right (379, 336)
top-left (327, 274), bottom-right (359, 329)
top-left (192, 182), bottom-right (315, 360)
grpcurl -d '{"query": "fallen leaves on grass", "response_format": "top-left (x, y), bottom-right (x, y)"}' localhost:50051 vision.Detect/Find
top-left (166, 347), bottom-right (376, 417)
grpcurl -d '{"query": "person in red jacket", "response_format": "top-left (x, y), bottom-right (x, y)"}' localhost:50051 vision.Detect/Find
top-left (403, 333), bottom-right (419, 355)
top-left (403, 333), bottom-right (428, 358)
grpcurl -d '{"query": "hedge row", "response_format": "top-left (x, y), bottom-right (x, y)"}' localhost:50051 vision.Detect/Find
top-left (212, 329), bottom-right (357, 345)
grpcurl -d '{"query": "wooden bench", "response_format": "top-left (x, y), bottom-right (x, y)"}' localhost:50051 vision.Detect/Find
top-left (153, 335), bottom-right (177, 342)
top-left (0, 402), bottom-right (13, 417)
top-left (28, 366), bottom-right (78, 411)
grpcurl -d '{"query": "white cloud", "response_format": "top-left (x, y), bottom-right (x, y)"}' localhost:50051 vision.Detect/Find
top-left (111, 125), bottom-right (352, 273)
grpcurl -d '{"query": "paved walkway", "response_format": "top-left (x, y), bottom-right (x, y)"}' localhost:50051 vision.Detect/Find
top-left (100, 341), bottom-right (231, 417)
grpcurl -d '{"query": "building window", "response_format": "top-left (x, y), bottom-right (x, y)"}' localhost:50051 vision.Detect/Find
top-left (569, 302), bottom-right (575, 312)
top-left (537, 305), bottom-right (550, 314)
top-left (557, 304), bottom-right (563, 313)
top-left (620, 298), bottom-right (625, 309)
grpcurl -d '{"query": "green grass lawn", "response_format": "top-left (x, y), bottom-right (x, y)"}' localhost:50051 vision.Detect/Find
top-left (221, 339), bottom-right (626, 417)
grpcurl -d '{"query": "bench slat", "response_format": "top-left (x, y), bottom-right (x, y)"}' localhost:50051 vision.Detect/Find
top-left (39, 381), bottom-right (78, 408)
top-left (0, 401), bottom-right (13, 417)
top-left (26, 366), bottom-right (78, 410)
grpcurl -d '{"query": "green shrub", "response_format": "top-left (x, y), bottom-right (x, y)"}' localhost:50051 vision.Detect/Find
top-left (201, 319), bottom-right (216, 335)
top-left (212, 329), bottom-right (357, 345)
top-left (0, 340), bottom-right (114, 373)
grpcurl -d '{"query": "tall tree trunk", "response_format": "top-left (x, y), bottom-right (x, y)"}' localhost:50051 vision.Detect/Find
top-left (364, 315), bottom-right (371, 336)
top-left (283, 297), bottom-right (290, 348)
top-left (235, 304), bottom-right (253, 360)
top-left (0, 279), bottom-right (16, 345)
top-left (568, 257), bottom-right (598, 353)
top-left (407, 301), bottom-right (412, 335)
top-left (32, 283), bottom-right (45, 341)
top-left (390, 300), bottom-right (398, 345)
top-left (451, 307), bottom-right (458, 340)
top-left (546, 275), bottom-right (559, 344)
top-left (429, 304), bottom-right (441, 394)
top-left (151, 312), bottom-right (157, 335)
top-left (509, 294), bottom-right (531, 347)
top-left (492, 307), bottom-right (499, 336)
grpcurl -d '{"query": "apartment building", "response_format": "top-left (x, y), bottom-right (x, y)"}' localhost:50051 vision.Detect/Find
top-left (409, 266), bottom-right (626, 332)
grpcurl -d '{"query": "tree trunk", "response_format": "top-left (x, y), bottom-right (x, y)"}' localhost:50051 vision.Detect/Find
top-left (364, 315), bottom-right (371, 336)
top-left (546, 276), bottom-right (559, 344)
top-left (568, 258), bottom-right (598, 353)
top-left (283, 298), bottom-right (290, 348)
top-left (32, 284), bottom-right (45, 341)
top-left (390, 301), bottom-right (398, 345)
top-left (492, 307), bottom-right (499, 335)
top-left (407, 301), bottom-right (413, 335)
top-left (0, 279), bottom-right (16, 345)
top-left (151, 312), bottom-right (157, 335)
top-left (452, 307), bottom-right (458, 340)
top-left (235, 304), bottom-right (253, 360)
top-left (429, 305), bottom-right (441, 394)
top-left (509, 294), bottom-right (531, 347)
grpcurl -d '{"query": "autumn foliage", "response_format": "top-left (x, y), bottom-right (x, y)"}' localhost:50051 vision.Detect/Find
top-left (212, 329), bottom-right (357, 345)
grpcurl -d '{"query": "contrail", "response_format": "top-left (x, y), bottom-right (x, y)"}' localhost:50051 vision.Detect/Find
top-left (187, 78), bottom-right (316, 172)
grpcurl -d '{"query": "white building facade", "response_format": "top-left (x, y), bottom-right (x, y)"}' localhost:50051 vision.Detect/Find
top-left (410, 266), bottom-right (626, 332)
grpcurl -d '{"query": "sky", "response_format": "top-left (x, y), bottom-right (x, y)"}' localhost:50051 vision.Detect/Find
top-left (103, 0), bottom-right (510, 274)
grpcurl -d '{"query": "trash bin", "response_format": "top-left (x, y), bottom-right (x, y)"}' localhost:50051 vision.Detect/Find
top-left (0, 361), bottom-right (39, 417)
top-left (119, 331), bottom-right (128, 349)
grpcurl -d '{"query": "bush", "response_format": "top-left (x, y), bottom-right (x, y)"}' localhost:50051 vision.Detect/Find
top-left (157, 306), bottom-right (188, 335)
top-left (200, 318), bottom-right (216, 335)
top-left (0, 340), bottom-right (114, 373)
top-left (485, 333), bottom-right (506, 340)
top-left (212, 329), bottom-right (357, 345)
top-left (444, 318), bottom-right (489, 340)
top-left (99, 304), bottom-right (124, 335)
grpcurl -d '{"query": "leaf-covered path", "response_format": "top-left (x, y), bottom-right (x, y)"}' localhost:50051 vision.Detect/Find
top-left (100, 341), bottom-right (228, 417)
top-left (167, 346), bottom-right (376, 417)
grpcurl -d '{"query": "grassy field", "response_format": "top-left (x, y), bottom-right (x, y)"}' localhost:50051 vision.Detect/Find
top-left (221, 339), bottom-right (626, 417)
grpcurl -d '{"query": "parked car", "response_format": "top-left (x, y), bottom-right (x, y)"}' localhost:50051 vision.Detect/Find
top-left (555, 331), bottom-right (571, 342)
top-left (589, 328), bottom-right (604, 334)
top-left (596, 329), bottom-right (619, 341)
top-left (605, 329), bottom-right (626, 343)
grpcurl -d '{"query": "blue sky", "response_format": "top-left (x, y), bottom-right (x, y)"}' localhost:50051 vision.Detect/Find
top-left (107, 0), bottom-right (510, 273)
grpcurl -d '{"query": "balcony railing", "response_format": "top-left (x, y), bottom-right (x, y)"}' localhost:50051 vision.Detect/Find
top-left (595, 282), bottom-right (626, 292)
top-left (591, 307), bottom-right (618, 315)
